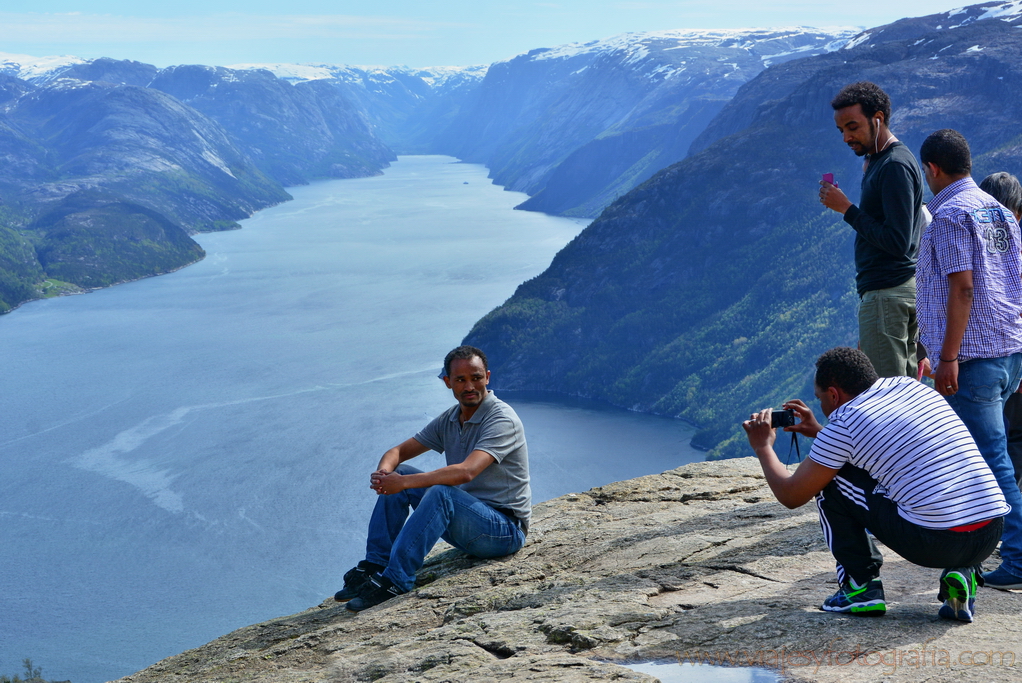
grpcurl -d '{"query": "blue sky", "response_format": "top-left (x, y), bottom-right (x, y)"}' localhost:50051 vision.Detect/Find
top-left (0, 1), bottom-right (980, 68)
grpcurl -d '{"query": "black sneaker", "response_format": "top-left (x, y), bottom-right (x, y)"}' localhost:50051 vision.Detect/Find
top-left (334, 561), bottom-right (383, 602)
top-left (821, 578), bottom-right (886, 616)
top-left (345, 572), bottom-right (406, 612)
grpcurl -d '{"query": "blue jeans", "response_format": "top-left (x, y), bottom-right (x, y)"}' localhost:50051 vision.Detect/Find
top-left (364, 465), bottom-right (526, 592)
top-left (944, 353), bottom-right (1022, 576)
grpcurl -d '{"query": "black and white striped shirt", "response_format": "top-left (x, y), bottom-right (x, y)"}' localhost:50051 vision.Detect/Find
top-left (809, 376), bottom-right (1009, 529)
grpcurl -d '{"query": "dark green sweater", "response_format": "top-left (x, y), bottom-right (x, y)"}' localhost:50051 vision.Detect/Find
top-left (842, 141), bottom-right (925, 295)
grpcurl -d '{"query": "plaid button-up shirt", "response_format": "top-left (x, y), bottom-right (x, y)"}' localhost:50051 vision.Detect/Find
top-left (917, 177), bottom-right (1022, 364)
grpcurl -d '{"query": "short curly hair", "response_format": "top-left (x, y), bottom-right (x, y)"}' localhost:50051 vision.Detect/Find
top-left (831, 81), bottom-right (892, 126)
top-left (443, 345), bottom-right (488, 377)
top-left (815, 347), bottom-right (878, 396)
top-left (920, 129), bottom-right (971, 176)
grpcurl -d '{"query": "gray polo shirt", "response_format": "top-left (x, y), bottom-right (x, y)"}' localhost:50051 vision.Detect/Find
top-left (414, 391), bottom-right (531, 529)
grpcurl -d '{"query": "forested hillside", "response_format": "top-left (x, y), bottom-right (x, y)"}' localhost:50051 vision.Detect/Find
top-left (0, 75), bottom-right (286, 311)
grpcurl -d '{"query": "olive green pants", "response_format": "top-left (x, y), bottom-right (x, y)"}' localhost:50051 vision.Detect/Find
top-left (858, 277), bottom-right (917, 378)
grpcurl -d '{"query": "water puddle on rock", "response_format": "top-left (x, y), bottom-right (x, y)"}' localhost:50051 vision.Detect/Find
top-left (621, 661), bottom-right (780, 682)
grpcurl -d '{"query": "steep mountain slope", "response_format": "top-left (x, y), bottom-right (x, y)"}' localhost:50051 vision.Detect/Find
top-left (0, 218), bottom-right (44, 313)
top-left (6, 78), bottom-right (289, 229)
top-left (15, 57), bottom-right (401, 187)
top-left (465, 5), bottom-right (1022, 458)
top-left (432, 28), bottom-right (858, 217)
top-left (690, 2), bottom-right (1019, 154)
top-left (0, 75), bottom-right (291, 310)
top-left (149, 65), bottom-right (396, 185)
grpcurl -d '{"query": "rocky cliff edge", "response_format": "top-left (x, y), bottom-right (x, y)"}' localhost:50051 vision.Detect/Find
top-left (117, 458), bottom-right (1022, 683)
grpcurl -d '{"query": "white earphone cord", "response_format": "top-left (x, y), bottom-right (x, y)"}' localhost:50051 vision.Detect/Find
top-left (874, 116), bottom-right (894, 156)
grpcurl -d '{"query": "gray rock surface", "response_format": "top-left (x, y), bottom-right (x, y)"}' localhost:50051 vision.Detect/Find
top-left (116, 458), bottom-right (1022, 682)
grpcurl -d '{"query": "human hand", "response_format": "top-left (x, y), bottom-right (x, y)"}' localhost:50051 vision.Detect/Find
top-left (819, 181), bottom-right (852, 214)
top-left (742, 408), bottom-right (777, 452)
top-left (370, 468), bottom-right (392, 493)
top-left (370, 470), bottom-right (405, 495)
top-left (919, 356), bottom-right (934, 380)
top-left (935, 360), bottom-right (958, 397)
top-left (782, 399), bottom-right (823, 438)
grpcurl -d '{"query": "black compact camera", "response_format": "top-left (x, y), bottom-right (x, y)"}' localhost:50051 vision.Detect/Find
top-left (770, 408), bottom-right (796, 428)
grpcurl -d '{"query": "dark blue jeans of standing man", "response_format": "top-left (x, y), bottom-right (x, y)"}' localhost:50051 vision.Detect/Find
top-left (363, 464), bottom-right (526, 592)
top-left (944, 352), bottom-right (1022, 577)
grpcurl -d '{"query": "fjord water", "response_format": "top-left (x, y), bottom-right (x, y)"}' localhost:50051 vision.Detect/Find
top-left (0, 156), bottom-right (704, 683)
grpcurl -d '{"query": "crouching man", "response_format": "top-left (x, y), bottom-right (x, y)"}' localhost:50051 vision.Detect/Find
top-left (336, 345), bottom-right (531, 612)
top-left (743, 347), bottom-right (1007, 622)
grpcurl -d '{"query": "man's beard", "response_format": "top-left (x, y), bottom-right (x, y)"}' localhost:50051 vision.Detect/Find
top-left (852, 119), bottom-right (878, 157)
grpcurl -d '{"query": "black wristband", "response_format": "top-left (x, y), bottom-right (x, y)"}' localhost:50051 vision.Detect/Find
top-left (938, 355), bottom-right (960, 363)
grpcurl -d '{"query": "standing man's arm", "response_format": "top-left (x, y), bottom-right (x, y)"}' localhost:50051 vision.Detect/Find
top-left (821, 163), bottom-right (920, 257)
top-left (820, 181), bottom-right (853, 215)
top-left (934, 270), bottom-right (974, 396)
top-left (852, 165), bottom-right (920, 255)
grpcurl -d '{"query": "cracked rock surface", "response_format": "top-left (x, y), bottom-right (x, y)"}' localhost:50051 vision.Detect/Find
top-left (117, 458), bottom-right (1022, 682)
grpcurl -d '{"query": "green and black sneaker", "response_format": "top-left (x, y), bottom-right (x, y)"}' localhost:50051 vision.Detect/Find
top-left (938, 568), bottom-right (977, 623)
top-left (821, 577), bottom-right (886, 616)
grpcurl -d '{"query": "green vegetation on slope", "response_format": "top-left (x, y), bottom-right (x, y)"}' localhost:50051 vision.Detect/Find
top-left (0, 203), bottom-right (45, 312)
top-left (32, 190), bottom-right (205, 289)
top-left (0, 225), bottom-right (43, 313)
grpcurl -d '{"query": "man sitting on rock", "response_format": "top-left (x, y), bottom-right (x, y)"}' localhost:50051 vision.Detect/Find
top-left (742, 347), bottom-right (1007, 622)
top-left (335, 345), bottom-right (531, 612)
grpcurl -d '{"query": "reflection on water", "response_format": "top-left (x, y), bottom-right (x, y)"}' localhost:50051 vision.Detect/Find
top-left (623, 661), bottom-right (779, 682)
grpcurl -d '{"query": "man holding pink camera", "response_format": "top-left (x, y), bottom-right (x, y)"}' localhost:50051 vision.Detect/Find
top-left (819, 82), bottom-right (927, 378)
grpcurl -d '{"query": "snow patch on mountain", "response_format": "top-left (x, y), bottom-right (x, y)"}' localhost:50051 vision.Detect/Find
top-left (508, 27), bottom-right (861, 69)
top-left (844, 0), bottom-right (1022, 50)
top-left (0, 50), bottom-right (488, 97)
top-left (226, 62), bottom-right (336, 82)
top-left (408, 65), bottom-right (489, 88)
top-left (0, 51), bottom-right (87, 82)
top-left (975, 0), bottom-right (1022, 22)
top-left (226, 62), bottom-right (488, 92)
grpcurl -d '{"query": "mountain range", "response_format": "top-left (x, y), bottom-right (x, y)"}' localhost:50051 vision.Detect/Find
top-left (0, 25), bottom-right (853, 313)
top-left (0, 55), bottom-right (491, 311)
top-left (233, 28), bottom-right (861, 217)
top-left (431, 28), bottom-right (858, 216)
